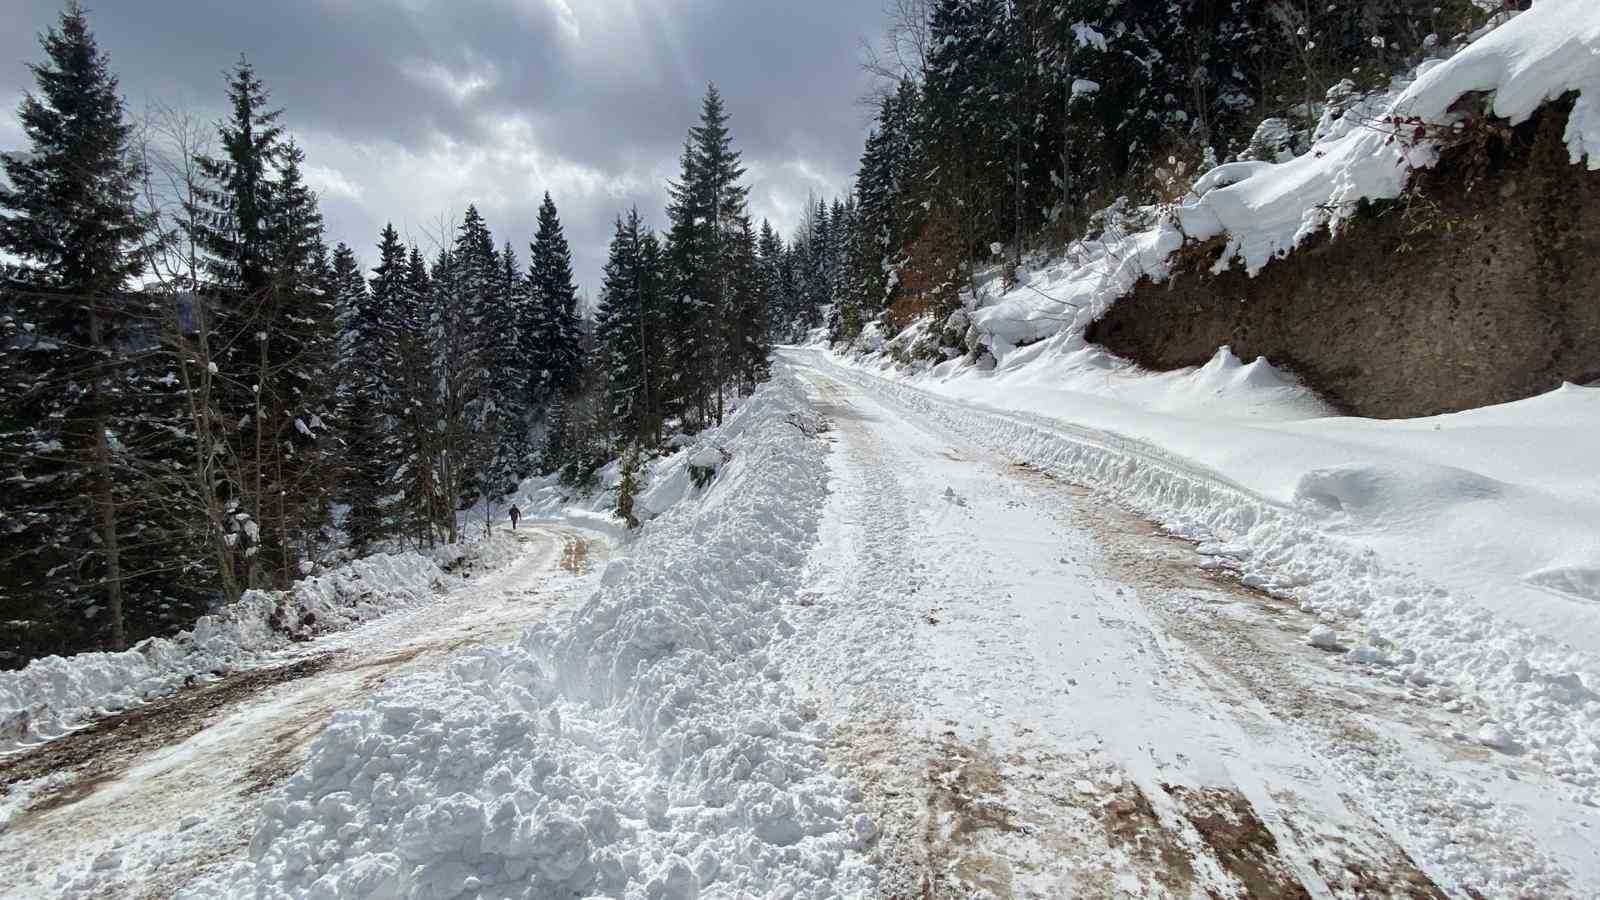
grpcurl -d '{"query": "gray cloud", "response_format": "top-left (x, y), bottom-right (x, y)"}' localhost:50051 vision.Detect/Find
top-left (1, 0), bottom-right (881, 294)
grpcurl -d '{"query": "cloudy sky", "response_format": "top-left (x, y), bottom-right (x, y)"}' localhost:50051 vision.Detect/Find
top-left (1, 0), bottom-right (884, 297)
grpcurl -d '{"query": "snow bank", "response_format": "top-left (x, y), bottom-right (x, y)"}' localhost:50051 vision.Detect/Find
top-left (197, 373), bottom-right (876, 899)
top-left (809, 357), bottom-right (1600, 802)
top-left (0, 536), bottom-right (520, 754)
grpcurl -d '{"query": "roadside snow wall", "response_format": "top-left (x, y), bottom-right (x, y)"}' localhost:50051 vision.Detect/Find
top-left (202, 373), bottom-right (877, 900)
top-left (0, 541), bottom-right (507, 753)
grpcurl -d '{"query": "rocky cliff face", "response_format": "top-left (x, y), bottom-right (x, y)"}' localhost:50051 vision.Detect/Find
top-left (1088, 99), bottom-right (1600, 419)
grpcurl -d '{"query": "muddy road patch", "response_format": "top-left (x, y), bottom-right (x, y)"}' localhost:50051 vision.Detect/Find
top-left (0, 654), bottom-right (336, 828)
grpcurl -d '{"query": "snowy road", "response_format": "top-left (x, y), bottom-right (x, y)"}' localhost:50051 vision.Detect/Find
top-left (778, 350), bottom-right (1600, 899)
top-left (0, 523), bottom-right (606, 899)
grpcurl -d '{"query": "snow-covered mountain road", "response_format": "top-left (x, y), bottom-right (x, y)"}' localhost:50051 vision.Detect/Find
top-left (0, 523), bottom-right (606, 899)
top-left (778, 350), bottom-right (1600, 899)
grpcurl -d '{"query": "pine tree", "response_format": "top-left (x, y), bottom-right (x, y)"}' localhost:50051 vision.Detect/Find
top-left (0, 1), bottom-right (147, 649)
top-left (188, 57), bottom-right (282, 300)
top-left (527, 192), bottom-right (583, 406)
top-left (388, 244), bottom-right (441, 546)
top-left (0, 3), bottom-right (145, 294)
top-left (756, 220), bottom-right (788, 340)
top-left (185, 58), bottom-right (328, 587)
top-left (726, 218), bottom-right (770, 390)
top-left (664, 84), bottom-right (756, 427)
top-left (263, 138), bottom-right (336, 574)
top-left (487, 240), bottom-right (534, 496)
top-left (333, 239), bottom-right (388, 552)
top-left (594, 209), bottom-right (664, 446)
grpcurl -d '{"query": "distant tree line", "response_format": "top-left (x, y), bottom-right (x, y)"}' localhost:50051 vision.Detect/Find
top-left (0, 4), bottom-right (773, 663)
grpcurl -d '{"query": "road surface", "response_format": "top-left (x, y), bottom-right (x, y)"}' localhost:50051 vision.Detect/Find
top-left (781, 349), bottom-right (1598, 899)
top-left (0, 523), bottom-right (605, 899)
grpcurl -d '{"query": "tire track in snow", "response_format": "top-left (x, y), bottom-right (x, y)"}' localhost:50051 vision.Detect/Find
top-left (781, 353), bottom-right (1585, 898)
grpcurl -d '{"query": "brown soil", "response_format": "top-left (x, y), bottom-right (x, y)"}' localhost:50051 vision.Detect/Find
top-left (559, 533), bottom-right (592, 573)
top-left (0, 654), bottom-right (336, 827)
top-left (1032, 466), bottom-right (1453, 899)
top-left (1165, 785), bottom-right (1311, 899)
top-left (1087, 97), bottom-right (1600, 418)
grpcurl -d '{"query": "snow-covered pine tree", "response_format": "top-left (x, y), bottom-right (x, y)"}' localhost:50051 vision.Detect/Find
top-left (665, 84), bottom-right (754, 427)
top-left (486, 240), bottom-right (535, 496)
top-left (756, 220), bottom-right (788, 341)
top-left (726, 217), bottom-right (770, 391)
top-left (0, 1), bottom-right (148, 650)
top-left (527, 192), bottom-right (583, 408)
top-left (803, 197), bottom-right (833, 333)
top-left (187, 57), bottom-right (280, 301)
top-left (662, 140), bottom-right (706, 430)
top-left (842, 80), bottom-right (921, 342)
top-left (262, 139), bottom-right (337, 576)
top-left (829, 196), bottom-right (856, 326)
top-left (427, 205), bottom-right (502, 527)
top-left (388, 244), bottom-right (442, 547)
top-left (186, 58), bottom-right (325, 587)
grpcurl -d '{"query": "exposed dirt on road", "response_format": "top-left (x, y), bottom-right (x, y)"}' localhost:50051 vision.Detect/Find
top-left (0, 654), bottom-right (338, 827)
top-left (836, 718), bottom-right (1345, 900)
top-left (0, 524), bottom-right (606, 899)
top-left (1018, 462), bottom-right (1457, 899)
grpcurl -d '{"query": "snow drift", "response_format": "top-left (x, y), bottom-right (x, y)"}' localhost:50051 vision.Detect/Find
top-left (189, 373), bottom-right (876, 899)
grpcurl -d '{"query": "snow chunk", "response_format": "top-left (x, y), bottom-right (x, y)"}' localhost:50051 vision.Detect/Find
top-left (689, 446), bottom-right (724, 470)
top-left (1476, 723), bottom-right (1520, 752)
top-left (1308, 624), bottom-right (1343, 651)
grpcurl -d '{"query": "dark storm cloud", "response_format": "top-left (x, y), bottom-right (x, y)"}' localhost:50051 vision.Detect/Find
top-left (0, 0), bottom-right (882, 294)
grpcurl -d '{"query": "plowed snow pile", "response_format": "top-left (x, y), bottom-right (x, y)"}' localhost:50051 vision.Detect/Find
top-left (186, 374), bottom-right (876, 899)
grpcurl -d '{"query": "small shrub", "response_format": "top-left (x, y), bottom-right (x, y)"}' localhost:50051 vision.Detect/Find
top-left (615, 444), bottom-right (644, 529)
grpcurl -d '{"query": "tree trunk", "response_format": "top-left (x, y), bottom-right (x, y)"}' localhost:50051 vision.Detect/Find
top-left (87, 306), bottom-right (125, 650)
top-left (92, 413), bottom-right (125, 650)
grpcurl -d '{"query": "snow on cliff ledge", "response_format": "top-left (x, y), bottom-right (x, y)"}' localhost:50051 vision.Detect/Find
top-left (973, 0), bottom-right (1600, 349)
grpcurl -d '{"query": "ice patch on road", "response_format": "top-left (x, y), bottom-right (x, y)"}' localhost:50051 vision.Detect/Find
top-left (191, 373), bottom-right (876, 899)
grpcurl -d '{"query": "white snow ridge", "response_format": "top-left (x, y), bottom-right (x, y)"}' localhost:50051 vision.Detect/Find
top-left (0, 550), bottom-right (455, 753)
top-left (187, 374), bottom-right (876, 899)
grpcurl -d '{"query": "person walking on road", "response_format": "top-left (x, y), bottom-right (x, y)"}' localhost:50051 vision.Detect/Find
top-left (509, 503), bottom-right (521, 530)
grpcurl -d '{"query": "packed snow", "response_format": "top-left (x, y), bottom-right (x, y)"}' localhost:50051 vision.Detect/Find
top-left (773, 351), bottom-right (1597, 896)
top-left (819, 349), bottom-right (1600, 803)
